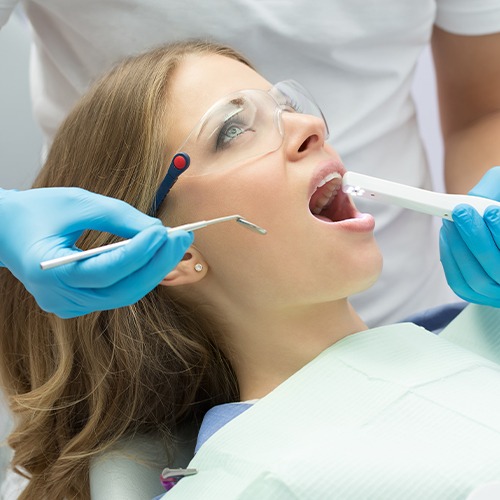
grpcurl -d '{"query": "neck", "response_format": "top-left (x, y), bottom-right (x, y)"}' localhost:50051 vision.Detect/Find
top-left (219, 298), bottom-right (367, 400)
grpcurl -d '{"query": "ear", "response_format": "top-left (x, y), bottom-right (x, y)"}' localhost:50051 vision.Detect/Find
top-left (159, 246), bottom-right (208, 287)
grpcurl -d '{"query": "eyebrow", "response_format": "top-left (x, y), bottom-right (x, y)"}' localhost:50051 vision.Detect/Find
top-left (196, 98), bottom-right (247, 140)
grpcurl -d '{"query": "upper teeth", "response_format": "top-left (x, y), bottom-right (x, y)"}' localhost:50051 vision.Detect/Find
top-left (316, 172), bottom-right (341, 188)
top-left (311, 172), bottom-right (343, 215)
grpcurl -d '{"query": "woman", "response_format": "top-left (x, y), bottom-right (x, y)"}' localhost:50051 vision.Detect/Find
top-left (0, 40), bottom-right (499, 499)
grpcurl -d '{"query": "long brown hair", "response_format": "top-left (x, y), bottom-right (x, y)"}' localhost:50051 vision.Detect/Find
top-left (0, 40), bottom-right (252, 499)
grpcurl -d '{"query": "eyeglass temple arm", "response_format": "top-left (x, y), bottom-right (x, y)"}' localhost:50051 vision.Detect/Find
top-left (150, 152), bottom-right (190, 214)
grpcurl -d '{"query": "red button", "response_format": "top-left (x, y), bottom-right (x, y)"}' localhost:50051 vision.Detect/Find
top-left (173, 155), bottom-right (187, 170)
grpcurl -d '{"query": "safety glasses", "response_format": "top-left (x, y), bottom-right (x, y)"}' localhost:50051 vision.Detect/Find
top-left (151, 80), bottom-right (329, 213)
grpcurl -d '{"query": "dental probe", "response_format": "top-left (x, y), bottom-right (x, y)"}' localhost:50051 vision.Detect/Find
top-left (342, 171), bottom-right (500, 221)
top-left (40, 215), bottom-right (266, 270)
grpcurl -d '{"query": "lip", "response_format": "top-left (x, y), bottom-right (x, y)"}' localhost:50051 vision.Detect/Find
top-left (307, 158), bottom-right (375, 232)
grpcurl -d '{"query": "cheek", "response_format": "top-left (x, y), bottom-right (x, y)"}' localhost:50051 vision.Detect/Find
top-left (175, 165), bottom-right (285, 229)
top-left (172, 167), bottom-right (293, 284)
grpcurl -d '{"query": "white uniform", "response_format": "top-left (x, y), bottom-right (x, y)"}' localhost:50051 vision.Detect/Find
top-left (2, 0), bottom-right (500, 326)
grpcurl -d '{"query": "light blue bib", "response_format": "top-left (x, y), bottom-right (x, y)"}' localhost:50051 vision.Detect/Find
top-left (164, 307), bottom-right (500, 499)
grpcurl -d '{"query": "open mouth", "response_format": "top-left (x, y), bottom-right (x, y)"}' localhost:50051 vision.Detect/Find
top-left (309, 173), bottom-right (356, 222)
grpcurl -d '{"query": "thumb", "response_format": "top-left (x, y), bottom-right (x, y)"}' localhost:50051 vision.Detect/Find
top-left (469, 167), bottom-right (500, 201)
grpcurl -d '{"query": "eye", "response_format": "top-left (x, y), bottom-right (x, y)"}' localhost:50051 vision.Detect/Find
top-left (216, 121), bottom-right (248, 150)
top-left (282, 95), bottom-right (303, 114)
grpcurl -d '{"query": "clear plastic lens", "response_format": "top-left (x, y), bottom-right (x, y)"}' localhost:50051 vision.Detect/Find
top-left (178, 80), bottom-right (328, 177)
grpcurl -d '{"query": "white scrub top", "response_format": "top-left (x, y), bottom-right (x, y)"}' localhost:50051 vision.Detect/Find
top-left (2, 0), bottom-right (500, 326)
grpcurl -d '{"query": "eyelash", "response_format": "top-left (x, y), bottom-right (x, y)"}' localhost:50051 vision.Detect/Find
top-left (283, 96), bottom-right (303, 113)
top-left (215, 119), bottom-right (248, 151)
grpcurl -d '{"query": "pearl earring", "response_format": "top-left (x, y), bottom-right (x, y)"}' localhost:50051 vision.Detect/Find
top-left (194, 263), bottom-right (203, 273)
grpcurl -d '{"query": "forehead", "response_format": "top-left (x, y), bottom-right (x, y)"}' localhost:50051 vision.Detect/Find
top-left (167, 53), bottom-right (271, 149)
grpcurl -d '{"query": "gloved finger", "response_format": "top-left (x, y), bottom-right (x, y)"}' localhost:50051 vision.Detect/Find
top-left (440, 226), bottom-right (476, 301)
top-left (90, 229), bottom-right (197, 309)
top-left (468, 166), bottom-right (500, 200)
top-left (61, 188), bottom-right (162, 237)
top-left (452, 205), bottom-right (500, 283)
top-left (57, 226), bottom-right (193, 288)
top-left (441, 219), bottom-right (500, 299)
top-left (440, 225), bottom-right (500, 307)
top-left (484, 207), bottom-right (500, 250)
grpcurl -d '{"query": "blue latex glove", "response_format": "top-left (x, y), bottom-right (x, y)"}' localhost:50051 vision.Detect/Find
top-left (0, 187), bottom-right (193, 318)
top-left (440, 167), bottom-right (500, 307)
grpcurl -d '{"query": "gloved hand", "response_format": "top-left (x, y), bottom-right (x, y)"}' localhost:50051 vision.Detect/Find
top-left (0, 187), bottom-right (193, 318)
top-left (440, 166), bottom-right (500, 307)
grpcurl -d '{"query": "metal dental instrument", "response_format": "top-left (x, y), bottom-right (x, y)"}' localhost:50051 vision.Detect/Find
top-left (342, 171), bottom-right (500, 221)
top-left (40, 215), bottom-right (266, 270)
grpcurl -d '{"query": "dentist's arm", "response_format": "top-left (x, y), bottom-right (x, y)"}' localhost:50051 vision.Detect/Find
top-left (432, 27), bottom-right (500, 194)
top-left (0, 187), bottom-right (193, 318)
top-left (440, 167), bottom-right (500, 307)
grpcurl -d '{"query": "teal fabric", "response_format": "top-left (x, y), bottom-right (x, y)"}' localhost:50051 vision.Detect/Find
top-left (163, 314), bottom-right (500, 499)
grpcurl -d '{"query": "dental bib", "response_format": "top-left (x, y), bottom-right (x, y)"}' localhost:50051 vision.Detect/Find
top-left (164, 306), bottom-right (500, 499)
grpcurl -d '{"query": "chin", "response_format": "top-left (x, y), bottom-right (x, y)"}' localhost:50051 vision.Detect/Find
top-left (348, 246), bottom-right (383, 294)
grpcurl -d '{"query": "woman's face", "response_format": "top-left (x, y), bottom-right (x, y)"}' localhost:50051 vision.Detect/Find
top-left (165, 54), bottom-right (382, 311)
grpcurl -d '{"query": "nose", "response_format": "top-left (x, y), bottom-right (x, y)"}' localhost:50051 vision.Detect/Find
top-left (281, 112), bottom-right (327, 161)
